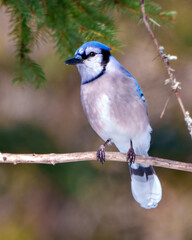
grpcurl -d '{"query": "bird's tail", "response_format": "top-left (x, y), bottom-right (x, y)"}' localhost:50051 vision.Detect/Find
top-left (129, 163), bottom-right (162, 209)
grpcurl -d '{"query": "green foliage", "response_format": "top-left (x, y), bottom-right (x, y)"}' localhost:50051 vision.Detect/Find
top-left (42, 162), bottom-right (100, 196)
top-left (1, 0), bottom-right (176, 86)
top-left (0, 124), bottom-right (58, 153)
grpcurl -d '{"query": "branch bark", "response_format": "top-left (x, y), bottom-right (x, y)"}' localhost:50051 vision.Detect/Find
top-left (139, 0), bottom-right (192, 138)
top-left (0, 152), bottom-right (192, 172)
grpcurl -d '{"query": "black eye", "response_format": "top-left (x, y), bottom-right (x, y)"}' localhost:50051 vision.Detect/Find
top-left (89, 52), bottom-right (96, 57)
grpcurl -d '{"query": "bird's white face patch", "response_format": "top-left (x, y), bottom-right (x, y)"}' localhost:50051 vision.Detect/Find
top-left (84, 54), bottom-right (102, 65)
top-left (77, 52), bottom-right (104, 83)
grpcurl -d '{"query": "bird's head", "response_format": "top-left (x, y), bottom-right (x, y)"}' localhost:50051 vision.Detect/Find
top-left (65, 41), bottom-right (111, 84)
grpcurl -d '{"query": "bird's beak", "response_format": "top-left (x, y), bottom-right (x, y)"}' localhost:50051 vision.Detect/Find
top-left (65, 57), bottom-right (83, 65)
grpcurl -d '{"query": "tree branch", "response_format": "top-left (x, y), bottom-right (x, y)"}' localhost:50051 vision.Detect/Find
top-left (139, 0), bottom-right (192, 138)
top-left (0, 152), bottom-right (192, 172)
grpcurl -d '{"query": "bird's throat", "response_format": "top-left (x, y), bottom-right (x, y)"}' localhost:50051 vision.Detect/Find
top-left (81, 66), bottom-right (106, 85)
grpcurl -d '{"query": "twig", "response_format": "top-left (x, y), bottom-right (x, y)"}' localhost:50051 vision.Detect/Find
top-left (139, 0), bottom-right (192, 138)
top-left (0, 152), bottom-right (192, 172)
top-left (160, 91), bottom-right (172, 119)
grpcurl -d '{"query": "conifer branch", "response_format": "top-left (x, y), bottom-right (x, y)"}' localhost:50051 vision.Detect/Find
top-left (0, 152), bottom-right (191, 172)
top-left (139, 0), bottom-right (192, 138)
top-left (1, 0), bottom-right (177, 86)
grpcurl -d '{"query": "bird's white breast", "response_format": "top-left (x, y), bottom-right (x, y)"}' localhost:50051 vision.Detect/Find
top-left (95, 94), bottom-right (111, 125)
top-left (81, 85), bottom-right (114, 141)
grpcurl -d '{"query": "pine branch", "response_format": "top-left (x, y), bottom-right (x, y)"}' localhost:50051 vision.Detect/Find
top-left (139, 0), bottom-right (192, 138)
top-left (0, 152), bottom-right (192, 172)
top-left (5, 1), bottom-right (46, 87)
top-left (1, 0), bottom-right (177, 85)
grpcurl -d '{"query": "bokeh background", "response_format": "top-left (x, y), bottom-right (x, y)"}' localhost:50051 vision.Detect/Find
top-left (0, 1), bottom-right (192, 239)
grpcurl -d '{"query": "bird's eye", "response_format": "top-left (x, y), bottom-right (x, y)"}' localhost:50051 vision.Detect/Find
top-left (89, 52), bottom-right (96, 57)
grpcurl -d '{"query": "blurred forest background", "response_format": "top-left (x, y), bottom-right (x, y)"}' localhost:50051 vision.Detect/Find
top-left (0, 0), bottom-right (192, 240)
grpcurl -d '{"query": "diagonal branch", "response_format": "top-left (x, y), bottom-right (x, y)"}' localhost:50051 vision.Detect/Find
top-left (139, 0), bottom-right (192, 138)
top-left (0, 152), bottom-right (192, 172)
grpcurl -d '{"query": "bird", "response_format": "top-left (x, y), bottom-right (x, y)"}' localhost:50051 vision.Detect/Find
top-left (65, 41), bottom-right (162, 209)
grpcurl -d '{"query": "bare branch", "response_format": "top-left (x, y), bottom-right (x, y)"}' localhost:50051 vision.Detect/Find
top-left (0, 152), bottom-right (192, 172)
top-left (139, 0), bottom-right (192, 138)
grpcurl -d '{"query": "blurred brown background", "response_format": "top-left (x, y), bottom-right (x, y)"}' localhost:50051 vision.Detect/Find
top-left (0, 1), bottom-right (192, 239)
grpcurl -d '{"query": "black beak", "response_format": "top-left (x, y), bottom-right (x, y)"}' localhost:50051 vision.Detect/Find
top-left (64, 57), bottom-right (83, 65)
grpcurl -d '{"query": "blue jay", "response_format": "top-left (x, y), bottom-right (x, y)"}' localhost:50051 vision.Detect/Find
top-left (65, 41), bottom-right (162, 209)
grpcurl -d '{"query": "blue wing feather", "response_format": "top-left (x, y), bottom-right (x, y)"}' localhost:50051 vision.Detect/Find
top-left (124, 69), bottom-right (146, 102)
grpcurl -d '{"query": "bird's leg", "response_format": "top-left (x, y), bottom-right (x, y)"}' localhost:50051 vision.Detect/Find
top-left (97, 138), bottom-right (111, 165)
top-left (127, 140), bottom-right (136, 166)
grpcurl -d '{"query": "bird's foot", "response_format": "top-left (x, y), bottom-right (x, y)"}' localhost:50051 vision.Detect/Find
top-left (127, 140), bottom-right (135, 166)
top-left (97, 138), bottom-right (111, 165)
top-left (97, 144), bottom-right (105, 165)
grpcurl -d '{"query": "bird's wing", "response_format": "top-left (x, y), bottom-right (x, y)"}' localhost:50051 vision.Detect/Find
top-left (104, 67), bottom-right (150, 133)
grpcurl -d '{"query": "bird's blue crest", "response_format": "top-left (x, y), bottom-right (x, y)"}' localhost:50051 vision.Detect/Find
top-left (75, 41), bottom-right (111, 56)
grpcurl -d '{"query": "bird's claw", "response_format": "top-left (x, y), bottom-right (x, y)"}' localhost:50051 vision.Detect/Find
top-left (97, 144), bottom-right (105, 164)
top-left (127, 147), bottom-right (135, 166)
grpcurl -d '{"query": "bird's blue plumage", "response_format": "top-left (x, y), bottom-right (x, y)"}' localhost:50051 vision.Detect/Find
top-left (136, 82), bottom-right (145, 102)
